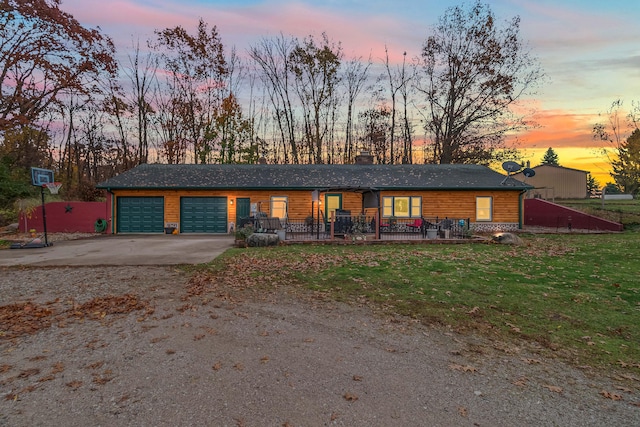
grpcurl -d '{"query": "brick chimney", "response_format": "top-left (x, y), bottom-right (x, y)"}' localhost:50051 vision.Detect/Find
top-left (355, 151), bottom-right (374, 165)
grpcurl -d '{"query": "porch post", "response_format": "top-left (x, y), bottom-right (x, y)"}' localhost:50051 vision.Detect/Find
top-left (330, 211), bottom-right (335, 240)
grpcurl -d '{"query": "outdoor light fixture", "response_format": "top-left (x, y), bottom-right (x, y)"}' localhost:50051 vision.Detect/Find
top-left (230, 199), bottom-right (234, 205)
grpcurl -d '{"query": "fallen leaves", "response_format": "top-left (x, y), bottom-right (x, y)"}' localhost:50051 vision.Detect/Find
top-left (513, 377), bottom-right (529, 387)
top-left (66, 380), bottom-right (83, 389)
top-left (505, 322), bottom-right (520, 333)
top-left (616, 373), bottom-right (640, 382)
top-left (600, 390), bottom-right (623, 401)
top-left (92, 370), bottom-right (114, 385)
top-left (17, 368), bottom-right (40, 378)
top-left (543, 385), bottom-right (563, 394)
top-left (74, 294), bottom-right (152, 320)
top-left (343, 392), bottom-right (358, 401)
top-left (4, 385), bottom-right (38, 401)
top-left (85, 361), bottom-right (104, 370)
top-left (617, 360), bottom-right (640, 369)
top-left (0, 294), bottom-right (152, 340)
top-left (449, 364), bottom-right (477, 373)
top-left (466, 306), bottom-right (480, 316)
top-left (0, 303), bottom-right (54, 339)
top-left (615, 385), bottom-right (634, 394)
top-left (200, 326), bottom-right (218, 336)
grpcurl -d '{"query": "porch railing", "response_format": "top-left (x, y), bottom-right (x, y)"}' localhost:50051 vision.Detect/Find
top-left (281, 213), bottom-right (470, 241)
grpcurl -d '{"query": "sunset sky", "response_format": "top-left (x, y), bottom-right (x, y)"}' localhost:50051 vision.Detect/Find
top-left (60, 0), bottom-right (640, 185)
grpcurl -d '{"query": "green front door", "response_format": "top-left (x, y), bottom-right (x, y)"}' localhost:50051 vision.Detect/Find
top-left (117, 197), bottom-right (164, 233)
top-left (180, 197), bottom-right (228, 233)
top-left (236, 198), bottom-right (251, 224)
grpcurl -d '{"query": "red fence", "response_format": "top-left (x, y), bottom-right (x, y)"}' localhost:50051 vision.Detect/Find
top-left (524, 199), bottom-right (622, 231)
top-left (18, 202), bottom-right (110, 234)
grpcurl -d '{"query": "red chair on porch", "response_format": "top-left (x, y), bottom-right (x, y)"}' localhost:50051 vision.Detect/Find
top-left (407, 218), bottom-right (423, 230)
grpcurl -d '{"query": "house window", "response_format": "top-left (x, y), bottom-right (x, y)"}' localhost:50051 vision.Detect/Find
top-left (270, 196), bottom-right (288, 220)
top-left (325, 194), bottom-right (342, 219)
top-left (382, 196), bottom-right (422, 218)
top-left (476, 196), bottom-right (492, 221)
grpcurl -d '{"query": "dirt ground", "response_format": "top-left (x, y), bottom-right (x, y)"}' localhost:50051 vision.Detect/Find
top-left (1, 265), bottom-right (639, 427)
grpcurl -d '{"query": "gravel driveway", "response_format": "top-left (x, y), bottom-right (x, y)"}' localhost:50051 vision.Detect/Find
top-left (1, 265), bottom-right (638, 426)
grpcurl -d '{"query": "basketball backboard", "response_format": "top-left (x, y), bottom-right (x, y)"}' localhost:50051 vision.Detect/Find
top-left (31, 167), bottom-right (54, 186)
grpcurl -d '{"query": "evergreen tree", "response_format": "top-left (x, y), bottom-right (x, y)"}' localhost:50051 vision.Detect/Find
top-left (611, 129), bottom-right (640, 195)
top-left (586, 173), bottom-right (600, 197)
top-left (541, 147), bottom-right (559, 165)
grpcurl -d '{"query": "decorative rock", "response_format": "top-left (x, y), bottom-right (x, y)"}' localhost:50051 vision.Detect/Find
top-left (491, 232), bottom-right (522, 245)
top-left (246, 233), bottom-right (279, 247)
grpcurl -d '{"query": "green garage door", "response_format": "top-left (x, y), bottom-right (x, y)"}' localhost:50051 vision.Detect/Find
top-left (117, 197), bottom-right (164, 233)
top-left (180, 197), bottom-right (228, 233)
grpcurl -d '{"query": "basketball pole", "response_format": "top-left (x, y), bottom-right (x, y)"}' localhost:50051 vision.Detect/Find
top-left (41, 184), bottom-right (49, 247)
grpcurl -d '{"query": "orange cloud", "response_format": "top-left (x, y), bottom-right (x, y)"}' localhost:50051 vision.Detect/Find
top-left (512, 107), bottom-right (606, 149)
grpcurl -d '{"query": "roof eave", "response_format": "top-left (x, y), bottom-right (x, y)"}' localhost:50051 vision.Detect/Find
top-left (98, 185), bottom-right (530, 191)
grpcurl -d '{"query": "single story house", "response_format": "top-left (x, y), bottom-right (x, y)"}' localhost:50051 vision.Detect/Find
top-left (513, 164), bottom-right (588, 200)
top-left (96, 161), bottom-right (531, 236)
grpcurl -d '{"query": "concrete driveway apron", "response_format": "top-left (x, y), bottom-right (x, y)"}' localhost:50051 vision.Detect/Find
top-left (0, 235), bottom-right (235, 267)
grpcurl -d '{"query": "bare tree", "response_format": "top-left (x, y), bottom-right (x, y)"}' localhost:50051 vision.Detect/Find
top-left (153, 19), bottom-right (228, 164)
top-left (154, 82), bottom-right (188, 164)
top-left (342, 55), bottom-right (371, 163)
top-left (124, 40), bottom-right (157, 164)
top-left (382, 48), bottom-right (415, 164)
top-left (103, 82), bottom-right (133, 168)
top-left (249, 34), bottom-right (299, 163)
top-left (416, 1), bottom-right (544, 164)
top-left (358, 106), bottom-right (391, 164)
top-left (289, 33), bottom-right (342, 164)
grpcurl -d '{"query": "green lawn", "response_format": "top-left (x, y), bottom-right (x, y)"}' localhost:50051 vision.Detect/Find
top-left (198, 233), bottom-right (640, 372)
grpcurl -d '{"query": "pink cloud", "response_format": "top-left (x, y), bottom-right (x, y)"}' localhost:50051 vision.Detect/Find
top-left (61, 0), bottom-right (424, 62)
top-left (62, 0), bottom-right (189, 34)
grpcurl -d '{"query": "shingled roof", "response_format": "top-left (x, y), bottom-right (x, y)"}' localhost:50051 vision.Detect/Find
top-left (96, 163), bottom-right (531, 191)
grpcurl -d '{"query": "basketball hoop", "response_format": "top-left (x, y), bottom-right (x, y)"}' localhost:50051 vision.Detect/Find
top-left (43, 182), bottom-right (62, 195)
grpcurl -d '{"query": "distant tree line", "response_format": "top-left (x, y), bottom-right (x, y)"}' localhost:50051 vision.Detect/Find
top-left (0, 0), bottom-right (544, 210)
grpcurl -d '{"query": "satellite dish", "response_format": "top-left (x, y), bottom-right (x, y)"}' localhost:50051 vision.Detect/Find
top-left (500, 161), bottom-right (523, 185)
top-left (501, 161), bottom-right (522, 173)
top-left (522, 168), bottom-right (536, 178)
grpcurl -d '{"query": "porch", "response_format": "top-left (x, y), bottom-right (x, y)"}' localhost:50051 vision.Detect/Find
top-left (247, 212), bottom-right (471, 242)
